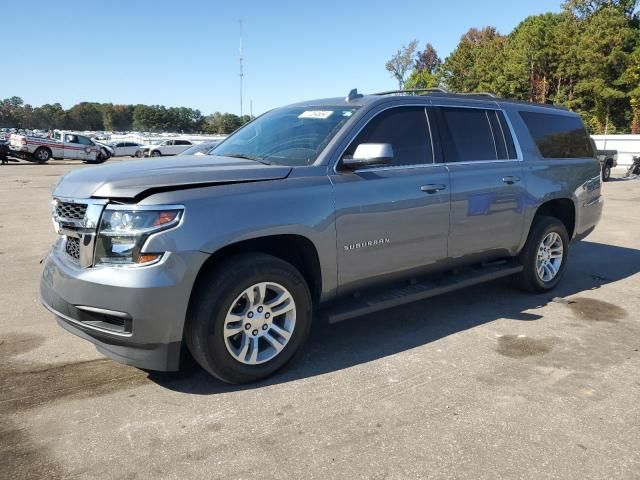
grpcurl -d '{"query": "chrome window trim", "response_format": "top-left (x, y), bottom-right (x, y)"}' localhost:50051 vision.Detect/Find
top-left (494, 110), bottom-right (511, 158)
top-left (424, 107), bottom-right (436, 165)
top-left (485, 110), bottom-right (500, 160)
top-left (332, 102), bottom-right (433, 175)
top-left (353, 162), bottom-right (445, 174)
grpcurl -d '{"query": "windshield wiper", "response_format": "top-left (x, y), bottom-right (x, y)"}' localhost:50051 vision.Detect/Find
top-left (218, 153), bottom-right (272, 165)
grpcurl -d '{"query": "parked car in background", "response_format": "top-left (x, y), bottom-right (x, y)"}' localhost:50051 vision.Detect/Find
top-left (597, 149), bottom-right (617, 182)
top-left (137, 139), bottom-right (193, 157)
top-left (109, 141), bottom-right (143, 157)
top-left (9, 130), bottom-right (109, 163)
top-left (41, 88), bottom-right (603, 384)
top-left (178, 141), bottom-right (221, 156)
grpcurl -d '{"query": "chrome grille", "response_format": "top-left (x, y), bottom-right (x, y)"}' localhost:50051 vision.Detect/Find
top-left (65, 237), bottom-right (80, 261)
top-left (56, 202), bottom-right (87, 221)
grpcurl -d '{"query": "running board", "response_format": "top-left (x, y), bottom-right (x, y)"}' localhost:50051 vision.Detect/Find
top-left (323, 263), bottom-right (523, 324)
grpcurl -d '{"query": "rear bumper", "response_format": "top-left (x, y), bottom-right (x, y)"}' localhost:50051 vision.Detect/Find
top-left (40, 239), bottom-right (208, 371)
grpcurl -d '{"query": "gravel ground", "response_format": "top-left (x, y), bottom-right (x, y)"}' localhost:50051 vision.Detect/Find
top-left (1, 159), bottom-right (639, 480)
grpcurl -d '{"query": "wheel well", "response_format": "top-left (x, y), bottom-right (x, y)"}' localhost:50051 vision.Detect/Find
top-left (192, 235), bottom-right (322, 303)
top-left (535, 199), bottom-right (575, 238)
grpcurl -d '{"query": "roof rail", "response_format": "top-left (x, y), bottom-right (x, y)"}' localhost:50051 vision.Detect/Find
top-left (373, 87), bottom-right (450, 96)
top-left (456, 92), bottom-right (498, 98)
top-left (372, 88), bottom-right (501, 99)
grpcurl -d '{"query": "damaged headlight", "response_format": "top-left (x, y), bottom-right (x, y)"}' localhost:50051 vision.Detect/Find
top-left (95, 206), bottom-right (183, 266)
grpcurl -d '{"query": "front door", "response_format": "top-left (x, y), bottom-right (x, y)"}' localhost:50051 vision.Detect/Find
top-left (63, 134), bottom-right (80, 159)
top-left (331, 105), bottom-right (451, 292)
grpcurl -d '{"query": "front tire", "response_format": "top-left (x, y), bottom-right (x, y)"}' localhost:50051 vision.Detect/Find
top-left (151, 150), bottom-right (161, 157)
top-left (185, 253), bottom-right (312, 384)
top-left (516, 216), bottom-right (569, 293)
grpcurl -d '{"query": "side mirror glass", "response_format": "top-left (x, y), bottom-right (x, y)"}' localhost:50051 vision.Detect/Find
top-left (342, 143), bottom-right (393, 169)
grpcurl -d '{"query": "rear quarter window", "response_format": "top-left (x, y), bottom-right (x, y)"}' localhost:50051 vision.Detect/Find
top-left (520, 111), bottom-right (594, 159)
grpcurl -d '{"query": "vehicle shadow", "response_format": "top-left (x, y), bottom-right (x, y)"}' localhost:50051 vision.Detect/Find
top-left (149, 240), bottom-right (640, 394)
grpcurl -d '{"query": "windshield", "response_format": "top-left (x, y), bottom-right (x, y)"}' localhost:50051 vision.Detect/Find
top-left (212, 106), bottom-right (358, 166)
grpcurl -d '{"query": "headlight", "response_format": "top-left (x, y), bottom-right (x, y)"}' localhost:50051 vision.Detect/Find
top-left (94, 206), bottom-right (183, 266)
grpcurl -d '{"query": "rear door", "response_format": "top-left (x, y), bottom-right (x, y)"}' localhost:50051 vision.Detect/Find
top-left (431, 105), bottom-right (526, 259)
top-left (331, 105), bottom-right (451, 292)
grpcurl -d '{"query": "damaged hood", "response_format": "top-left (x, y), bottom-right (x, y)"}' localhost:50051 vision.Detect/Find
top-left (53, 155), bottom-right (292, 199)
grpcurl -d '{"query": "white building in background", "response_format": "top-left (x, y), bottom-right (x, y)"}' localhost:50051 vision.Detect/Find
top-left (592, 135), bottom-right (640, 166)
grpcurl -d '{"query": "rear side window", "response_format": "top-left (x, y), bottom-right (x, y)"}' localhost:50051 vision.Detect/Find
top-left (435, 107), bottom-right (516, 162)
top-left (520, 111), bottom-right (594, 159)
top-left (344, 106), bottom-right (433, 166)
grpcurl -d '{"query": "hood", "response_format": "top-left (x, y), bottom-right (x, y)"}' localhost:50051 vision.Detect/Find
top-left (53, 155), bottom-right (292, 200)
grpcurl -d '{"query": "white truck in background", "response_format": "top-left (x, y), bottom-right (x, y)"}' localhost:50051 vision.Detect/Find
top-left (9, 130), bottom-right (111, 164)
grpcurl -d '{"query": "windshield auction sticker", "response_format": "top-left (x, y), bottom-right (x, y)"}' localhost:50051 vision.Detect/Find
top-left (298, 110), bottom-right (334, 119)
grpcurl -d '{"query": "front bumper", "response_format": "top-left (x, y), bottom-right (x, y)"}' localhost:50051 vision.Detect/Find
top-left (40, 238), bottom-right (209, 371)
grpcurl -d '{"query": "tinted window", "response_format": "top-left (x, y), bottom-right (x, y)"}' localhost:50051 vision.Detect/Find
top-left (76, 136), bottom-right (93, 145)
top-left (344, 106), bottom-right (432, 166)
top-left (176, 140), bottom-right (192, 145)
top-left (437, 107), bottom-right (501, 162)
top-left (520, 111), bottom-right (594, 158)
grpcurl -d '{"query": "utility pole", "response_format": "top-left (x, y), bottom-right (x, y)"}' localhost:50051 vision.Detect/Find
top-left (239, 19), bottom-right (244, 118)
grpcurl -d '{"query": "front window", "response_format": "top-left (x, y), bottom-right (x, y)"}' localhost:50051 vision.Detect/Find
top-left (212, 106), bottom-right (358, 166)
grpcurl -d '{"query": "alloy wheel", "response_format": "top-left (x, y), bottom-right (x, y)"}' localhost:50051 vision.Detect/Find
top-left (223, 282), bottom-right (296, 365)
top-left (536, 231), bottom-right (564, 282)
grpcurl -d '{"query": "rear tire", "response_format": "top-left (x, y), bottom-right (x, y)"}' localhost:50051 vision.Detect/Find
top-left (516, 216), bottom-right (569, 293)
top-left (602, 164), bottom-right (611, 182)
top-left (33, 147), bottom-right (51, 163)
top-left (185, 253), bottom-right (312, 384)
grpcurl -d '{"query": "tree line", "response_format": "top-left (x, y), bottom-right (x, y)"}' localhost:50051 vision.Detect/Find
top-left (386, 0), bottom-right (640, 134)
top-left (0, 97), bottom-right (252, 134)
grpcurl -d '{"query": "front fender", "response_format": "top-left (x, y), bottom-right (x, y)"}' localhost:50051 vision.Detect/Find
top-left (141, 173), bottom-right (338, 300)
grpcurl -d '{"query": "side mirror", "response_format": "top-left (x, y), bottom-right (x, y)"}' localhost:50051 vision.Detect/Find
top-left (342, 143), bottom-right (393, 169)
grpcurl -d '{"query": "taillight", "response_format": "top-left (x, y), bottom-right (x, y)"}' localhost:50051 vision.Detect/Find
top-left (21, 138), bottom-right (27, 145)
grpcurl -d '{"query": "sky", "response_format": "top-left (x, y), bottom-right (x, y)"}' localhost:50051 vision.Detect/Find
top-left (1, 0), bottom-right (563, 116)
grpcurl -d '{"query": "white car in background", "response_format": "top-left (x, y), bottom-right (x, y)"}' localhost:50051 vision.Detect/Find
top-left (109, 141), bottom-right (143, 157)
top-left (137, 139), bottom-right (193, 157)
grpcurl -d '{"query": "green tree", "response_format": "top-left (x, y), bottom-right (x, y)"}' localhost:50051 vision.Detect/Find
top-left (563, 0), bottom-right (638, 18)
top-left (441, 27), bottom-right (506, 93)
top-left (620, 46), bottom-right (640, 132)
top-left (103, 104), bottom-right (134, 131)
top-left (574, 6), bottom-right (637, 132)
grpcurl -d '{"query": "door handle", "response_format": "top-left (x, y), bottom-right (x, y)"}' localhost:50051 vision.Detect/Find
top-left (420, 184), bottom-right (447, 194)
top-left (502, 176), bottom-right (521, 185)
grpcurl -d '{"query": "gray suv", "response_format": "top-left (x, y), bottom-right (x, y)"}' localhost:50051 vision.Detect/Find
top-left (41, 89), bottom-right (603, 384)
